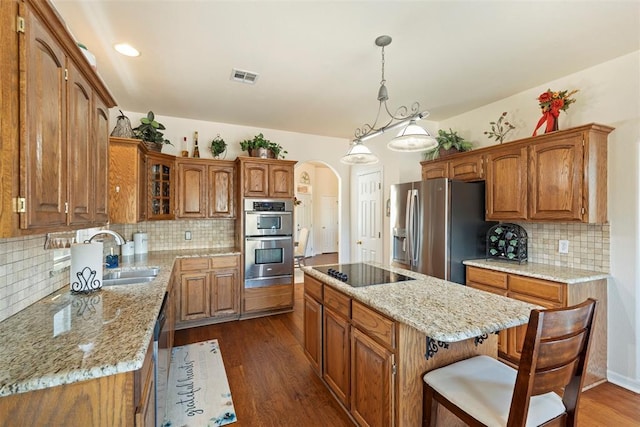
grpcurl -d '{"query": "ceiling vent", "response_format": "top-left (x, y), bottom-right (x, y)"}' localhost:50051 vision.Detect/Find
top-left (231, 68), bottom-right (259, 84)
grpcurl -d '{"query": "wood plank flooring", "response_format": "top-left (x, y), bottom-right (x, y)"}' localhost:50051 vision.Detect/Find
top-left (175, 255), bottom-right (639, 426)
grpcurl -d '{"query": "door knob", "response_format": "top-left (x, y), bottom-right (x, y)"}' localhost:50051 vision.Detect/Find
top-left (356, 240), bottom-right (362, 245)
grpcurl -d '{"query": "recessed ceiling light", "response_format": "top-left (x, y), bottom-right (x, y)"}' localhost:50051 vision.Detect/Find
top-left (114, 43), bottom-right (140, 57)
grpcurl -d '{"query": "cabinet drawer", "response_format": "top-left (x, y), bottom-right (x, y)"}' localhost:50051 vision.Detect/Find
top-left (467, 266), bottom-right (508, 289)
top-left (323, 286), bottom-right (351, 319)
top-left (180, 257), bottom-right (210, 271)
top-left (468, 282), bottom-right (508, 297)
top-left (210, 255), bottom-right (238, 269)
top-left (304, 274), bottom-right (323, 302)
top-left (352, 301), bottom-right (396, 350)
top-left (509, 275), bottom-right (566, 304)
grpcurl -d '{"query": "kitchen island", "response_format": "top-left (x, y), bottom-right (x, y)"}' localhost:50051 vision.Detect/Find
top-left (302, 263), bottom-right (538, 427)
top-left (0, 248), bottom-right (239, 426)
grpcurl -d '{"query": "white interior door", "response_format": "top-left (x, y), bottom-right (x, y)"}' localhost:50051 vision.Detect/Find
top-left (319, 196), bottom-right (338, 253)
top-left (295, 193), bottom-right (313, 256)
top-left (356, 170), bottom-right (383, 263)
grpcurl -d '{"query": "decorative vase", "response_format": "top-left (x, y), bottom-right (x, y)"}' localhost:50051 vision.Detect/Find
top-left (249, 148), bottom-right (269, 158)
top-left (547, 116), bottom-right (559, 133)
top-left (439, 147), bottom-right (459, 158)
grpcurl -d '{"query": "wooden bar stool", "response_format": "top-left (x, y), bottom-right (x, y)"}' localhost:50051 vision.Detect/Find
top-left (423, 298), bottom-right (598, 427)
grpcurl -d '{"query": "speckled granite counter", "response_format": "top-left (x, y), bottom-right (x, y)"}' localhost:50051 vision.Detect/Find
top-left (302, 262), bottom-right (539, 343)
top-left (463, 259), bottom-right (609, 283)
top-left (0, 247), bottom-right (239, 398)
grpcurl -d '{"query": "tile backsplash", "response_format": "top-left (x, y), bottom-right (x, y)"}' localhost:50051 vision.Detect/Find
top-left (0, 220), bottom-right (607, 323)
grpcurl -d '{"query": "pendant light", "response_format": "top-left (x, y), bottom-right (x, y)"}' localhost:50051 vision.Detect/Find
top-left (340, 140), bottom-right (379, 165)
top-left (343, 35), bottom-right (437, 162)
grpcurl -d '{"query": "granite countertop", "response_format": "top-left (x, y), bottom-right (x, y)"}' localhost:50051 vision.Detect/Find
top-left (302, 262), bottom-right (539, 343)
top-left (463, 259), bottom-right (609, 284)
top-left (0, 247), bottom-right (240, 398)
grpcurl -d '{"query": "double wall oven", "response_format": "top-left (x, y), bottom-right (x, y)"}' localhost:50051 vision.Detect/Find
top-left (244, 199), bottom-right (294, 288)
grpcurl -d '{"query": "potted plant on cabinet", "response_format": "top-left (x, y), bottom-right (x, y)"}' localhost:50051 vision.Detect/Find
top-left (210, 135), bottom-right (227, 159)
top-left (239, 133), bottom-right (287, 159)
top-left (132, 111), bottom-right (172, 151)
top-left (423, 128), bottom-right (473, 161)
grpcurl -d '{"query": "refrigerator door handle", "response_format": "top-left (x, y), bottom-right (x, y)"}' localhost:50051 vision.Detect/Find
top-left (410, 189), bottom-right (419, 265)
top-left (405, 189), bottom-right (413, 265)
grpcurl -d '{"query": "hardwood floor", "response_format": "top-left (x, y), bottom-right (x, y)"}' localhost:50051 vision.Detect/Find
top-left (175, 274), bottom-right (639, 426)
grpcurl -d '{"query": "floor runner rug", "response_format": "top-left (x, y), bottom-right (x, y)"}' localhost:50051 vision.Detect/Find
top-left (162, 339), bottom-right (237, 426)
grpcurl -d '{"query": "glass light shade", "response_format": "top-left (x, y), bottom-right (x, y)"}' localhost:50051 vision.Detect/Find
top-left (340, 141), bottom-right (379, 165)
top-left (387, 121), bottom-right (438, 152)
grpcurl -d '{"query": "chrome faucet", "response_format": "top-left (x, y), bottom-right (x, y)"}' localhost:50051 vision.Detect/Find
top-left (85, 230), bottom-right (126, 245)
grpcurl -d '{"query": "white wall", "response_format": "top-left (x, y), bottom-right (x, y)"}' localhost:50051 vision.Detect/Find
top-left (110, 110), bottom-right (353, 262)
top-left (437, 51), bottom-right (640, 391)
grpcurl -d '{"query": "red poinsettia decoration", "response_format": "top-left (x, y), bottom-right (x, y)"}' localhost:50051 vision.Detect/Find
top-left (532, 88), bottom-right (579, 136)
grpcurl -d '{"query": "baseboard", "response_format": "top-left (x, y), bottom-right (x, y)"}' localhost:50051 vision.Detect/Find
top-left (607, 370), bottom-right (640, 393)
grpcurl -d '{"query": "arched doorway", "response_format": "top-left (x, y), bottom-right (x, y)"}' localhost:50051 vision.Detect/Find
top-left (294, 161), bottom-right (340, 271)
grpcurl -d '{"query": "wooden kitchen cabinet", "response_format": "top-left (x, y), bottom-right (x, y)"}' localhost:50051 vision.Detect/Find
top-left (419, 124), bottom-right (613, 223)
top-left (236, 157), bottom-right (296, 198)
top-left (109, 137), bottom-right (147, 224)
top-left (147, 152), bottom-right (175, 220)
top-left (466, 265), bottom-right (607, 387)
top-left (176, 255), bottom-right (241, 327)
top-left (323, 284), bottom-right (352, 408)
top-left (351, 327), bottom-right (395, 427)
top-left (304, 275), bottom-right (398, 425)
top-left (176, 158), bottom-right (235, 219)
top-left (303, 274), bottom-right (324, 375)
top-left (421, 161), bottom-right (448, 180)
top-left (485, 144), bottom-right (528, 221)
top-left (0, 0), bottom-right (116, 236)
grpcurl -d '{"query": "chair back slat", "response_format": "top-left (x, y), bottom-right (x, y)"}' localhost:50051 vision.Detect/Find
top-left (531, 360), bottom-right (580, 395)
top-left (536, 332), bottom-right (588, 370)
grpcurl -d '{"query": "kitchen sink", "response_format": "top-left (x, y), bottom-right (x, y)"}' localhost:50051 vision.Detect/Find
top-left (103, 268), bottom-right (159, 286)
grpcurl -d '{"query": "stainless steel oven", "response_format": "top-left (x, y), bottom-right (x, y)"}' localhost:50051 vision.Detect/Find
top-left (244, 199), bottom-right (293, 236)
top-left (244, 199), bottom-right (294, 288)
top-left (244, 236), bottom-right (293, 287)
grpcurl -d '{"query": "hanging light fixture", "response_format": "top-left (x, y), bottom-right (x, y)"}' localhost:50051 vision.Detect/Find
top-left (340, 139), bottom-right (379, 165)
top-left (342, 34), bottom-right (437, 161)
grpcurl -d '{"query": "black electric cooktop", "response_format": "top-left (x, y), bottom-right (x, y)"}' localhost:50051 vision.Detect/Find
top-left (313, 263), bottom-right (416, 287)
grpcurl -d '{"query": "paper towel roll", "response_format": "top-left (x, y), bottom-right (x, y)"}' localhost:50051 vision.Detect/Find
top-left (70, 243), bottom-right (103, 293)
top-left (133, 232), bottom-right (148, 254)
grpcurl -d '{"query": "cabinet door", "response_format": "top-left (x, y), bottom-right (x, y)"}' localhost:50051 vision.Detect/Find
top-left (269, 163), bottom-right (294, 198)
top-left (243, 161), bottom-right (269, 197)
top-left (485, 145), bottom-right (528, 220)
top-left (67, 62), bottom-right (93, 226)
top-left (177, 162), bottom-right (207, 218)
top-left (421, 161), bottom-right (449, 180)
top-left (529, 134), bottom-right (583, 221)
top-left (93, 95), bottom-right (109, 224)
top-left (351, 327), bottom-right (394, 427)
top-left (21, 6), bottom-right (68, 229)
top-left (449, 154), bottom-right (484, 181)
top-left (180, 272), bottom-right (210, 321)
top-left (208, 164), bottom-right (235, 218)
top-left (323, 307), bottom-right (350, 408)
top-left (210, 268), bottom-right (239, 316)
top-left (147, 154), bottom-right (174, 220)
top-left (303, 293), bottom-right (323, 375)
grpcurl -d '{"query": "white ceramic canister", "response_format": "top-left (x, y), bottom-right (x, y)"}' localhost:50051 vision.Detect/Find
top-left (133, 232), bottom-right (148, 255)
top-left (121, 240), bottom-right (135, 257)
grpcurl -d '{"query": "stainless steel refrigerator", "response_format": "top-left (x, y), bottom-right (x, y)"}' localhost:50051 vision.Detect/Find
top-left (390, 178), bottom-right (495, 284)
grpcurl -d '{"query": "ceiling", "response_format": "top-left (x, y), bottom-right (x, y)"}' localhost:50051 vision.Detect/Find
top-left (51, 1), bottom-right (639, 140)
